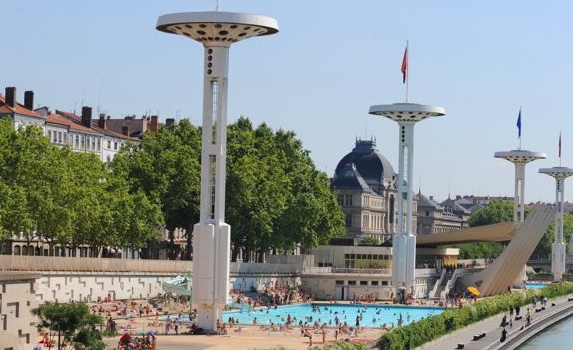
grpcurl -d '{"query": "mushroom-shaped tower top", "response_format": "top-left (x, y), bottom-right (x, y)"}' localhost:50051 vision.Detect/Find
top-left (539, 166), bottom-right (573, 179)
top-left (156, 11), bottom-right (278, 45)
top-left (494, 150), bottom-right (546, 164)
top-left (368, 103), bottom-right (445, 123)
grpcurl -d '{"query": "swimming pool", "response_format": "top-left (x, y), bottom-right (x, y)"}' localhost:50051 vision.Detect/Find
top-left (525, 282), bottom-right (549, 289)
top-left (165, 303), bottom-right (444, 328)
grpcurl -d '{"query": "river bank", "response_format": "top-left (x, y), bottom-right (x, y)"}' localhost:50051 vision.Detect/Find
top-left (417, 294), bottom-right (573, 350)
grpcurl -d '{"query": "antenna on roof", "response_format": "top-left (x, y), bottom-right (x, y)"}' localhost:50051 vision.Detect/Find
top-left (97, 77), bottom-right (105, 119)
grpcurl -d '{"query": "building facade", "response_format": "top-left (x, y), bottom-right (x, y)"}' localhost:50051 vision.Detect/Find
top-left (331, 139), bottom-right (401, 243)
top-left (0, 86), bottom-right (161, 163)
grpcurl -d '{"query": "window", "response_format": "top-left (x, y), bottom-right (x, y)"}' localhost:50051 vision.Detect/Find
top-left (75, 135), bottom-right (79, 148)
top-left (348, 281), bottom-right (356, 285)
top-left (335, 280), bottom-right (344, 285)
top-left (107, 140), bottom-right (111, 149)
top-left (345, 215), bottom-right (352, 228)
top-left (371, 281), bottom-right (379, 286)
top-left (360, 281), bottom-right (368, 286)
top-left (114, 142), bottom-right (118, 150)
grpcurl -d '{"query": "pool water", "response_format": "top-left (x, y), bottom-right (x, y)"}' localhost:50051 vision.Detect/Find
top-left (165, 304), bottom-right (443, 328)
top-left (525, 282), bottom-right (549, 289)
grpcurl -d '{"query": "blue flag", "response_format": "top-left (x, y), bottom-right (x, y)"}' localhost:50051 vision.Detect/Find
top-left (516, 108), bottom-right (522, 139)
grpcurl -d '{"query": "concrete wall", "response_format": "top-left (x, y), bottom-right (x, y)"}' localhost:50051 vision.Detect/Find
top-left (0, 272), bottom-right (41, 349)
top-left (36, 272), bottom-right (175, 303)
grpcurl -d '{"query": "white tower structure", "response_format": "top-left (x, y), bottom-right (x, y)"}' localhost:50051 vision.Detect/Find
top-left (156, 10), bottom-right (278, 332)
top-left (494, 150), bottom-right (546, 222)
top-left (368, 103), bottom-right (445, 298)
top-left (539, 166), bottom-right (573, 281)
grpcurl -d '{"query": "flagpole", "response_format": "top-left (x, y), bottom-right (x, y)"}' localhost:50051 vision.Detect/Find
top-left (405, 41), bottom-right (409, 103)
top-left (559, 130), bottom-right (562, 167)
top-left (517, 106), bottom-right (522, 150)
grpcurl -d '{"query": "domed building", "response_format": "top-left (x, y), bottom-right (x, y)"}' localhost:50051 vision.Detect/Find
top-left (332, 138), bottom-right (413, 242)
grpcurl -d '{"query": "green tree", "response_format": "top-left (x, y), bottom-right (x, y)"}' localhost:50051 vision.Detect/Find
top-left (32, 302), bottom-right (105, 350)
top-left (531, 212), bottom-right (573, 260)
top-left (226, 118), bottom-right (344, 261)
top-left (111, 120), bottom-right (200, 259)
top-left (358, 236), bottom-right (380, 246)
top-left (468, 200), bottom-right (515, 227)
top-left (226, 119), bottom-right (290, 261)
top-left (0, 122), bottom-right (59, 254)
top-left (451, 200), bottom-right (515, 259)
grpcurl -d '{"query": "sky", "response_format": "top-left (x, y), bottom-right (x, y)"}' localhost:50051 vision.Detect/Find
top-left (2, 0), bottom-right (573, 204)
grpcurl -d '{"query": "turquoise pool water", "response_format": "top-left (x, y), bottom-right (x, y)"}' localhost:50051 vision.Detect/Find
top-left (164, 303), bottom-right (444, 328)
top-left (525, 282), bottom-right (549, 289)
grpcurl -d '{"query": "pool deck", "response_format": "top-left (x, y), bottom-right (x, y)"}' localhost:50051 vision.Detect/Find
top-left (104, 320), bottom-right (383, 350)
top-left (71, 293), bottom-right (573, 350)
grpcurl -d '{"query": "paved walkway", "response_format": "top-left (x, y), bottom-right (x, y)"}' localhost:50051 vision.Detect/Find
top-left (418, 295), bottom-right (573, 350)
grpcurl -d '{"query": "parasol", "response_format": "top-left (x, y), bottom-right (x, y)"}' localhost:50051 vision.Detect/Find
top-left (467, 286), bottom-right (481, 296)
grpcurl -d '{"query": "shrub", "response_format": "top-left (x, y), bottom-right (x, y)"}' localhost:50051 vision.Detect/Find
top-left (375, 282), bottom-right (573, 350)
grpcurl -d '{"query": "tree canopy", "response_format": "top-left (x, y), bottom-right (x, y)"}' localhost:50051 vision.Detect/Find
top-left (32, 302), bottom-right (105, 350)
top-left (0, 115), bottom-right (344, 260)
top-left (0, 118), bottom-right (163, 256)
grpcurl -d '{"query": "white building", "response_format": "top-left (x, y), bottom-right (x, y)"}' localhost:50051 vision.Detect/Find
top-left (1, 86), bottom-right (149, 163)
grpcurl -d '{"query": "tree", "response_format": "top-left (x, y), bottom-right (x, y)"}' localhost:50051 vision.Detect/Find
top-left (452, 200), bottom-right (516, 259)
top-left (111, 120), bottom-right (201, 259)
top-left (32, 302), bottom-right (105, 350)
top-left (359, 236), bottom-right (380, 246)
top-left (531, 212), bottom-right (573, 260)
top-left (468, 200), bottom-right (515, 227)
top-left (226, 118), bottom-right (344, 261)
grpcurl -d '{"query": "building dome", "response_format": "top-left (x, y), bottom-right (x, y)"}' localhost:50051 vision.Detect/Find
top-left (333, 139), bottom-right (396, 195)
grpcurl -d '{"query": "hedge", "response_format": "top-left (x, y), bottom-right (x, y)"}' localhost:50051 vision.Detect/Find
top-left (374, 282), bottom-right (573, 350)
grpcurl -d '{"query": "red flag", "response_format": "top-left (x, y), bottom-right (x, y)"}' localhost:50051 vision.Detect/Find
top-left (559, 132), bottom-right (562, 158)
top-left (401, 46), bottom-right (408, 84)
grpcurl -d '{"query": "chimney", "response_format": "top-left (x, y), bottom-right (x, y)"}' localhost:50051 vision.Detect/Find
top-left (5, 87), bottom-right (16, 108)
top-left (150, 115), bottom-right (159, 133)
top-left (122, 126), bottom-right (129, 136)
top-left (81, 106), bottom-right (92, 127)
top-left (24, 91), bottom-right (34, 110)
top-left (98, 114), bottom-right (106, 129)
top-left (165, 118), bottom-right (175, 126)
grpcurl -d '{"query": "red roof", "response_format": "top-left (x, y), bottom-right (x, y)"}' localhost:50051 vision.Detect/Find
top-left (55, 109), bottom-right (137, 141)
top-left (0, 94), bottom-right (45, 119)
top-left (46, 113), bottom-right (98, 134)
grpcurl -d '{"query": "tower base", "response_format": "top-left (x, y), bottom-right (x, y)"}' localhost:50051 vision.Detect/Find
top-left (392, 233), bottom-right (416, 300)
top-left (192, 222), bottom-right (230, 331)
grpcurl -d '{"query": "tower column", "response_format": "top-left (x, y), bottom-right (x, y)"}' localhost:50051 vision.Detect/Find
top-left (156, 10), bottom-right (278, 332)
top-left (369, 103), bottom-right (445, 299)
top-left (539, 167), bottom-right (573, 282)
top-left (494, 150), bottom-right (546, 223)
top-left (514, 163), bottom-right (526, 222)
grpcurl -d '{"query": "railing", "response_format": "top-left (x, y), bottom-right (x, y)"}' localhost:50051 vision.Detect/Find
top-left (231, 262), bottom-right (301, 275)
top-left (329, 267), bottom-right (391, 275)
top-left (0, 255), bottom-right (192, 273)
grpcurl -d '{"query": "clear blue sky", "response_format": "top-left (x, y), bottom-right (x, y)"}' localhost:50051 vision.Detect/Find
top-left (3, 0), bottom-right (572, 204)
